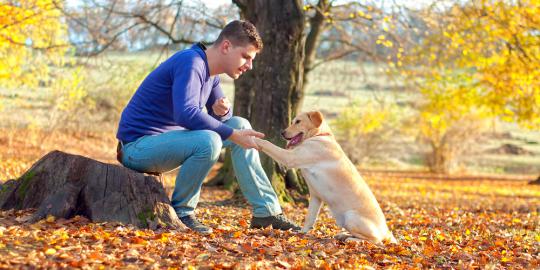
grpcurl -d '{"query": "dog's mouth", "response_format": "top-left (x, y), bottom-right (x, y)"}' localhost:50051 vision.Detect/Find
top-left (286, 132), bottom-right (304, 149)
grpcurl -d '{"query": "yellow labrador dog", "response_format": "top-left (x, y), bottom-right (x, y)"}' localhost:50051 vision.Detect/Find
top-left (254, 111), bottom-right (397, 245)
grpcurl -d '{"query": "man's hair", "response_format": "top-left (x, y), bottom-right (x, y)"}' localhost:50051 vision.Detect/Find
top-left (214, 20), bottom-right (263, 50)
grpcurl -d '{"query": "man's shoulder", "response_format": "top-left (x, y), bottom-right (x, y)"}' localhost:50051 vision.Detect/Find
top-left (170, 47), bottom-right (205, 65)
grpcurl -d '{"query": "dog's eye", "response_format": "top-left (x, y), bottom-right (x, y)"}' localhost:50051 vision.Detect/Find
top-left (295, 119), bottom-right (301, 124)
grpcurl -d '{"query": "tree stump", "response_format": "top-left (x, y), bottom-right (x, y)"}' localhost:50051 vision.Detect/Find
top-left (529, 175), bottom-right (540, 185)
top-left (0, 150), bottom-right (186, 230)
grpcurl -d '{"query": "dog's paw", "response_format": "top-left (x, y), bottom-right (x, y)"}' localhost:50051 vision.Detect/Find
top-left (300, 226), bottom-right (313, 233)
top-left (334, 232), bottom-right (353, 242)
top-left (344, 237), bottom-right (365, 244)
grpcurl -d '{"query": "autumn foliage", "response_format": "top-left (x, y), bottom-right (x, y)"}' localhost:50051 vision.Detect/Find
top-left (0, 0), bottom-right (539, 268)
top-left (0, 0), bottom-right (69, 88)
top-left (0, 173), bottom-right (538, 269)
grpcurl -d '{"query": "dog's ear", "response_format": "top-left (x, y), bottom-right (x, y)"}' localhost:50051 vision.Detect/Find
top-left (307, 111), bottom-right (323, 128)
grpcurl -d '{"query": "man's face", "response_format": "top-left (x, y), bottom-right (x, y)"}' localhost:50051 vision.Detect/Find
top-left (221, 40), bottom-right (258, 79)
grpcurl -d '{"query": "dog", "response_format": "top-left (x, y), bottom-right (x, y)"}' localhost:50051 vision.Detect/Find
top-left (254, 111), bottom-right (397, 245)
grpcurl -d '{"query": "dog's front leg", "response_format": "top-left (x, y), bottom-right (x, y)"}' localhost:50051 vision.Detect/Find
top-left (254, 138), bottom-right (298, 168)
top-left (301, 196), bottom-right (322, 233)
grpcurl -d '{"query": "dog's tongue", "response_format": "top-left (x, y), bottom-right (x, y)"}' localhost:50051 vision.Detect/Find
top-left (286, 133), bottom-right (303, 149)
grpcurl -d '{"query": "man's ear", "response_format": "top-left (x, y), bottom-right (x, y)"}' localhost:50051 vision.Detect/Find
top-left (221, 39), bottom-right (232, 53)
top-left (307, 111), bottom-right (323, 128)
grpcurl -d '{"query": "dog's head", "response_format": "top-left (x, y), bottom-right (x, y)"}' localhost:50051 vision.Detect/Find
top-left (282, 111), bottom-right (332, 149)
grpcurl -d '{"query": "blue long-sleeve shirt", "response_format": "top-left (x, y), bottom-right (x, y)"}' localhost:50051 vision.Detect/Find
top-left (116, 43), bottom-right (233, 143)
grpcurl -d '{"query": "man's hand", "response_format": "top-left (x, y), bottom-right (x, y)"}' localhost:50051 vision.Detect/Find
top-left (253, 137), bottom-right (265, 150)
top-left (212, 97), bottom-right (231, 116)
top-left (228, 129), bottom-right (265, 149)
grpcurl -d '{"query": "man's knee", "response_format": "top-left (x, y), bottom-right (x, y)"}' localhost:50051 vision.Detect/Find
top-left (197, 131), bottom-right (223, 160)
top-left (226, 116), bottom-right (252, 130)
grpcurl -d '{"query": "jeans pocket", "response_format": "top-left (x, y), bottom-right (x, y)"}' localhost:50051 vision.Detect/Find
top-left (122, 140), bottom-right (160, 173)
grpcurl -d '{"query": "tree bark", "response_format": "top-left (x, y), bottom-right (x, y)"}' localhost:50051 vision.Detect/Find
top-left (301, 0), bottom-right (329, 112)
top-left (232, 0), bottom-right (306, 202)
top-left (529, 175), bottom-right (540, 185)
top-left (0, 150), bottom-right (186, 230)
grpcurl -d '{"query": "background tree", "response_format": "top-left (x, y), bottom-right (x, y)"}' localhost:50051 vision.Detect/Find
top-left (58, 0), bottom-right (237, 54)
top-left (0, 0), bottom-right (70, 88)
top-left (229, 0), bottom-right (306, 202)
top-left (0, 0), bottom-right (89, 143)
top-left (212, 0), bottom-right (409, 201)
top-left (400, 0), bottom-right (540, 173)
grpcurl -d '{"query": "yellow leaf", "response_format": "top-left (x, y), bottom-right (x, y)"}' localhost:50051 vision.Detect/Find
top-left (233, 231), bottom-right (243, 238)
top-left (45, 248), bottom-right (56, 255)
top-left (287, 236), bottom-right (299, 243)
top-left (398, 249), bottom-right (412, 256)
top-left (46, 215), bottom-right (56, 223)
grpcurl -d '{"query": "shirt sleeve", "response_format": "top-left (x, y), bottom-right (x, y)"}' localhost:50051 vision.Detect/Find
top-left (171, 58), bottom-right (233, 140)
top-left (206, 76), bottom-right (233, 122)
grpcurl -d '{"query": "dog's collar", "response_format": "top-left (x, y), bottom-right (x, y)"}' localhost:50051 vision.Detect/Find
top-left (315, 132), bottom-right (332, 137)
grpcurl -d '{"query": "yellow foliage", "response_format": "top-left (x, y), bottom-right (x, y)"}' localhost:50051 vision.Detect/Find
top-left (50, 67), bottom-right (89, 112)
top-left (0, 0), bottom-right (70, 88)
top-left (332, 100), bottom-right (406, 164)
top-left (402, 0), bottom-right (540, 129)
top-left (333, 100), bottom-right (402, 139)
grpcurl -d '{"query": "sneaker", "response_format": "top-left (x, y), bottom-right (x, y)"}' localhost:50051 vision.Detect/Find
top-left (250, 214), bottom-right (301, 231)
top-left (179, 214), bottom-right (213, 234)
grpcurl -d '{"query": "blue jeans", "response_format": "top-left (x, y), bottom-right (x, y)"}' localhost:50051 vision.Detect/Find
top-left (120, 116), bottom-right (282, 218)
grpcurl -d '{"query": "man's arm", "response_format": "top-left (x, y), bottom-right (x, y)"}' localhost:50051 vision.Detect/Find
top-left (172, 59), bottom-right (233, 140)
top-left (206, 76), bottom-right (232, 121)
top-left (172, 58), bottom-right (263, 148)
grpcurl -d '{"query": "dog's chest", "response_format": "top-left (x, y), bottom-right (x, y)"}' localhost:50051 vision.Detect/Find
top-left (300, 166), bottom-right (337, 197)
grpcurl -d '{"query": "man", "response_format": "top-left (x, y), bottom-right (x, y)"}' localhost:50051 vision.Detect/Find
top-left (116, 20), bottom-right (300, 234)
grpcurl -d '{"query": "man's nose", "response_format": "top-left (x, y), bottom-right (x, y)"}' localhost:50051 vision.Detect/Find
top-left (246, 59), bottom-right (253, 70)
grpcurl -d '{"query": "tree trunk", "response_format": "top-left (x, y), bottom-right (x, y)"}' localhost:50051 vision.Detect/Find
top-left (428, 143), bottom-right (450, 174)
top-left (301, 0), bottom-right (329, 111)
top-left (232, 0), bottom-right (306, 203)
top-left (0, 150), bottom-right (186, 230)
top-left (529, 175), bottom-right (540, 185)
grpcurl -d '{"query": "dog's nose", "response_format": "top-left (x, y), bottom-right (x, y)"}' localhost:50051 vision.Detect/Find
top-left (280, 130), bottom-right (286, 138)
